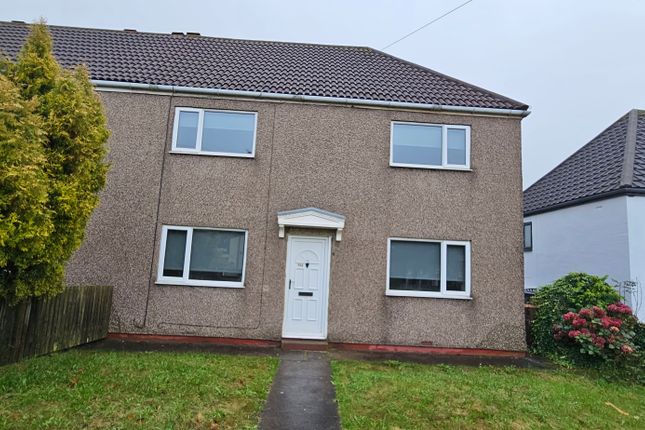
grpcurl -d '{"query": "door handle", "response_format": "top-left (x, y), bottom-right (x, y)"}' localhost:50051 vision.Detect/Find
top-left (289, 279), bottom-right (292, 290)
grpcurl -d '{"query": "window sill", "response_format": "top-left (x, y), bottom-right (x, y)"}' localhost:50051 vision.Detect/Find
top-left (386, 290), bottom-right (472, 300)
top-left (156, 280), bottom-right (245, 289)
top-left (389, 163), bottom-right (472, 172)
top-left (169, 150), bottom-right (255, 159)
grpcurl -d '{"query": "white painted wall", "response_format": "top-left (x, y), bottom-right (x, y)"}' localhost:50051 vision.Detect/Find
top-left (626, 196), bottom-right (645, 321)
top-left (524, 196), bottom-right (630, 288)
top-left (524, 195), bottom-right (645, 321)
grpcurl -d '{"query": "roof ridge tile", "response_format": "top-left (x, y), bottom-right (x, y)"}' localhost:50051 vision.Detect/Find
top-left (620, 109), bottom-right (639, 187)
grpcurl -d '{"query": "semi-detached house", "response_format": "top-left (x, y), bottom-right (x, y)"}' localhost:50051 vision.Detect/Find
top-left (0, 22), bottom-right (530, 353)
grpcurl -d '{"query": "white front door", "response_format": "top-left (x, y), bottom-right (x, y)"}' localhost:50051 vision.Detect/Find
top-left (282, 235), bottom-right (331, 339)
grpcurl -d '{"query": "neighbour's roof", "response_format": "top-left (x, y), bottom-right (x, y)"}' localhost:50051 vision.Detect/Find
top-left (0, 21), bottom-right (528, 112)
top-left (524, 109), bottom-right (645, 215)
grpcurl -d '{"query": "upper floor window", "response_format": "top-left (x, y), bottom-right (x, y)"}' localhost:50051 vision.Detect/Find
top-left (390, 121), bottom-right (470, 169)
top-left (386, 238), bottom-right (471, 299)
top-left (172, 108), bottom-right (257, 158)
top-left (157, 225), bottom-right (248, 288)
top-left (523, 222), bottom-right (533, 252)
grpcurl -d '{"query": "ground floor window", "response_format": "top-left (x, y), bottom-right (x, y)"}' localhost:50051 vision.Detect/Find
top-left (386, 238), bottom-right (471, 298)
top-left (157, 225), bottom-right (247, 288)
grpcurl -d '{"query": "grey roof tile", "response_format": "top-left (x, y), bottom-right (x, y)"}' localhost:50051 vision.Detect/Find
top-left (524, 110), bottom-right (645, 215)
top-left (0, 21), bottom-right (528, 111)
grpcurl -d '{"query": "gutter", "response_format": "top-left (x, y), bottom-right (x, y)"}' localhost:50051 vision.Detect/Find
top-left (91, 80), bottom-right (531, 118)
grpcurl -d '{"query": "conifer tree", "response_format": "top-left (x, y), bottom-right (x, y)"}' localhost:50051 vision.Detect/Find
top-left (0, 21), bottom-right (109, 303)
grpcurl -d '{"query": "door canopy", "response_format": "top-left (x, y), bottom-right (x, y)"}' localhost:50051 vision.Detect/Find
top-left (277, 208), bottom-right (346, 241)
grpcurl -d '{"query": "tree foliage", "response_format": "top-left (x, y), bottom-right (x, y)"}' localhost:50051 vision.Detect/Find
top-left (529, 272), bottom-right (622, 356)
top-left (0, 22), bottom-right (109, 303)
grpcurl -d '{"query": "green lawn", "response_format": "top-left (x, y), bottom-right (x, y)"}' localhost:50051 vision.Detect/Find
top-left (332, 360), bottom-right (645, 430)
top-left (0, 350), bottom-right (278, 430)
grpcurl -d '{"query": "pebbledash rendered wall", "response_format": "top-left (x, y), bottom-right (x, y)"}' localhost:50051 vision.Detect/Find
top-left (66, 90), bottom-right (526, 351)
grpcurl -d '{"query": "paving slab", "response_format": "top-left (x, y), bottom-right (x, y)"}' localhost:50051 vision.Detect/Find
top-left (259, 351), bottom-right (341, 430)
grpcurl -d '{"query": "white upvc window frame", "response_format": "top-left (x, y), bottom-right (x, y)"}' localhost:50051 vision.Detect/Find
top-left (171, 107), bottom-right (258, 158)
top-left (156, 225), bottom-right (248, 288)
top-left (389, 121), bottom-right (471, 170)
top-left (523, 221), bottom-right (533, 252)
top-left (386, 237), bottom-right (472, 299)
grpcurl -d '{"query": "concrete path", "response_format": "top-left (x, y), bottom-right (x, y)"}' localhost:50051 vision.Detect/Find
top-left (259, 351), bottom-right (341, 430)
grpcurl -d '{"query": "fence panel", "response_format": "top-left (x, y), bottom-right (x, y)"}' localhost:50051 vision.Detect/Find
top-left (0, 285), bottom-right (112, 365)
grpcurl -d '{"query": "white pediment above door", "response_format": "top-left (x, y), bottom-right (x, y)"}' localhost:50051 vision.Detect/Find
top-left (277, 207), bottom-right (346, 241)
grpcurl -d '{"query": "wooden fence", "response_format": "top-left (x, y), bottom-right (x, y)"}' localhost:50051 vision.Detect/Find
top-left (525, 304), bottom-right (537, 348)
top-left (0, 285), bottom-right (112, 365)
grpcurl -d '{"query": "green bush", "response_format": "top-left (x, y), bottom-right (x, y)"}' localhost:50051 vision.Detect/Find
top-left (634, 322), bottom-right (645, 352)
top-left (529, 273), bottom-right (622, 356)
top-left (553, 303), bottom-right (644, 383)
top-left (0, 22), bottom-right (109, 303)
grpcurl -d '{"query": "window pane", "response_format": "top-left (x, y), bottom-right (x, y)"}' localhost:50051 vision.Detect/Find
top-left (202, 111), bottom-right (255, 154)
top-left (392, 124), bottom-right (442, 166)
top-left (446, 245), bottom-right (466, 292)
top-left (447, 128), bottom-right (467, 165)
top-left (176, 111), bottom-right (199, 149)
top-left (189, 230), bottom-right (245, 282)
top-left (163, 230), bottom-right (187, 277)
top-left (524, 223), bottom-right (532, 250)
top-left (389, 241), bottom-right (440, 292)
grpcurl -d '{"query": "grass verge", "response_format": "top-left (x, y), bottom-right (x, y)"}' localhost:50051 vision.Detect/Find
top-left (0, 350), bottom-right (278, 429)
top-left (332, 360), bottom-right (644, 429)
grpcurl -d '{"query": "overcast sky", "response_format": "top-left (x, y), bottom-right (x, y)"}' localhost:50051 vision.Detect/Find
top-left (3, 0), bottom-right (644, 188)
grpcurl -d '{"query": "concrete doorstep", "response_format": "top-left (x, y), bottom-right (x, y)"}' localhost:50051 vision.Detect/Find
top-left (259, 351), bottom-right (341, 430)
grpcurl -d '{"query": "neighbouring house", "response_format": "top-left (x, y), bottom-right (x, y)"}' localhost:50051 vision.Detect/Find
top-left (0, 21), bottom-right (530, 352)
top-left (524, 109), bottom-right (645, 321)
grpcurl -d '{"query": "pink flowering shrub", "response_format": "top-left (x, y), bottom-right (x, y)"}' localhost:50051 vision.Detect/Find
top-left (553, 303), bottom-right (638, 361)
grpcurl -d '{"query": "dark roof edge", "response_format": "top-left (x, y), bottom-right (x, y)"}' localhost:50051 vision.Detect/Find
top-left (620, 109), bottom-right (639, 186)
top-left (524, 187), bottom-right (645, 217)
top-left (371, 48), bottom-right (529, 111)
